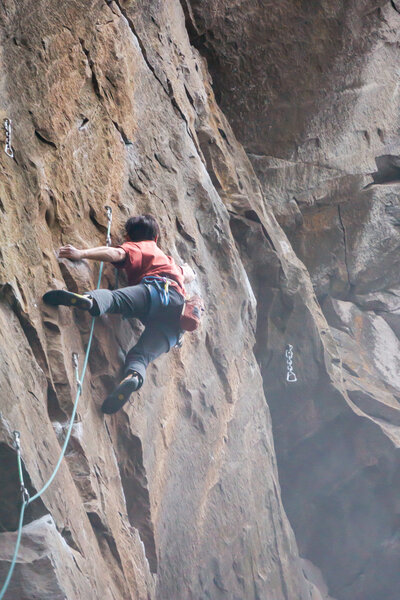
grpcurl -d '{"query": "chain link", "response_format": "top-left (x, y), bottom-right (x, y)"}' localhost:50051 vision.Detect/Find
top-left (285, 344), bottom-right (297, 383)
top-left (105, 205), bottom-right (112, 246)
top-left (4, 119), bottom-right (14, 158)
top-left (72, 352), bottom-right (82, 392)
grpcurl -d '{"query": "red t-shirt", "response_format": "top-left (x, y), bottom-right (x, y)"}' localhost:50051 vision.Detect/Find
top-left (114, 240), bottom-right (186, 296)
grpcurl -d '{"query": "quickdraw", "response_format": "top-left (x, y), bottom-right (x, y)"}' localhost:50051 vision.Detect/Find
top-left (0, 433), bottom-right (29, 600)
top-left (13, 431), bottom-right (30, 503)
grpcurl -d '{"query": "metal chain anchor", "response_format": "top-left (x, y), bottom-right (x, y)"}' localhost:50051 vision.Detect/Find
top-left (13, 431), bottom-right (30, 503)
top-left (285, 344), bottom-right (297, 383)
top-left (105, 205), bottom-right (113, 246)
top-left (4, 119), bottom-right (14, 158)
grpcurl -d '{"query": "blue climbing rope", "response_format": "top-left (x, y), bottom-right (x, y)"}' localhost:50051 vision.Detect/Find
top-left (28, 255), bottom-right (107, 503)
top-left (0, 206), bottom-right (113, 600)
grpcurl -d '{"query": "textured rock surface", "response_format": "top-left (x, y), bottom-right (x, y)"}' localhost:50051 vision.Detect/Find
top-left (0, 1), bottom-right (322, 599)
top-left (0, 1), bottom-right (399, 599)
top-left (184, 1), bottom-right (400, 599)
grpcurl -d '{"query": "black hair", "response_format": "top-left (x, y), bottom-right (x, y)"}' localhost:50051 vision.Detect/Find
top-left (124, 214), bottom-right (160, 242)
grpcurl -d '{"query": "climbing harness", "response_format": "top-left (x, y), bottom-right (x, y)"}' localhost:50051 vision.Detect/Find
top-left (141, 275), bottom-right (187, 351)
top-left (285, 344), bottom-right (297, 383)
top-left (142, 275), bottom-right (171, 310)
top-left (4, 119), bottom-right (14, 158)
top-left (0, 206), bottom-right (113, 600)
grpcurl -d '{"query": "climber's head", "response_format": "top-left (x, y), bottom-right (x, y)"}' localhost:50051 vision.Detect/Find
top-left (124, 214), bottom-right (160, 243)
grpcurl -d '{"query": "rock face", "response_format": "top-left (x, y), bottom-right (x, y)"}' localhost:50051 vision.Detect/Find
top-left (184, 1), bottom-right (400, 599)
top-left (0, 1), bottom-right (398, 600)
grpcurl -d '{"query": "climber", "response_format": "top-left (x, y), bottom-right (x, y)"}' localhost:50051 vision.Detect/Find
top-left (43, 214), bottom-right (195, 414)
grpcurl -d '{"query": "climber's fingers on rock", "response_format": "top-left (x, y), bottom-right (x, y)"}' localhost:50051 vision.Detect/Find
top-left (58, 245), bottom-right (82, 260)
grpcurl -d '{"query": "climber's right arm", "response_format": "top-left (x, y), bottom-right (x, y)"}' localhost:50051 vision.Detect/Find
top-left (58, 244), bottom-right (126, 263)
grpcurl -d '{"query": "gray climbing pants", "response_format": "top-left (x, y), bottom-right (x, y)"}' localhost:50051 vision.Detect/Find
top-left (89, 283), bottom-right (184, 382)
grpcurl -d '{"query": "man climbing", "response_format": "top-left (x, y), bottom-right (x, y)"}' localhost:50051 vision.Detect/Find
top-left (43, 214), bottom-right (195, 414)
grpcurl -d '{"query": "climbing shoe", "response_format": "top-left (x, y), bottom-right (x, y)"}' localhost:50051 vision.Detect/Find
top-left (101, 373), bottom-right (142, 414)
top-left (43, 290), bottom-right (93, 311)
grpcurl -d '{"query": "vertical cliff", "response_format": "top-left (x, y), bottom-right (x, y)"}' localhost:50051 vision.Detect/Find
top-left (183, 1), bottom-right (400, 599)
top-left (0, 1), bottom-right (399, 600)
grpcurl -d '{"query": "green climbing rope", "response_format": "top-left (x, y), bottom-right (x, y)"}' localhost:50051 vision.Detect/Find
top-left (0, 206), bottom-right (113, 600)
top-left (28, 256), bottom-right (107, 503)
top-left (0, 432), bottom-right (28, 600)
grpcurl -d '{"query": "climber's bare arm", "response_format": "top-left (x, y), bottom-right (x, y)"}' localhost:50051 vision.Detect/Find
top-left (58, 244), bottom-right (126, 263)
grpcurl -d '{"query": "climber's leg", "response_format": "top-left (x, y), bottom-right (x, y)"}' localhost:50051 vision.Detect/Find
top-left (44, 284), bottom-right (151, 319)
top-left (101, 324), bottom-right (171, 414)
top-left (88, 284), bottom-right (149, 317)
top-left (101, 371), bottom-right (142, 414)
top-left (124, 323), bottom-right (171, 381)
top-left (43, 290), bottom-right (93, 311)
